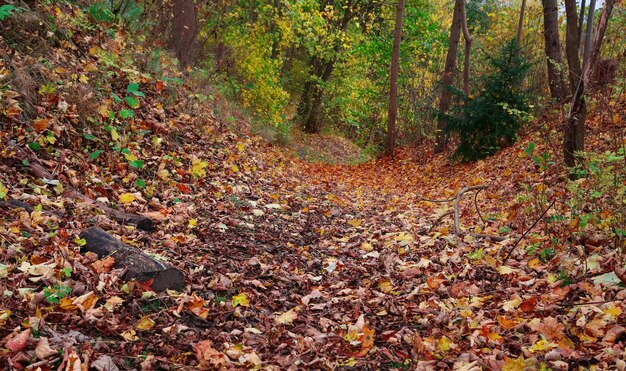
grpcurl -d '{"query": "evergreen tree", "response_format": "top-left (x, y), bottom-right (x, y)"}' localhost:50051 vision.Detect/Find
top-left (445, 39), bottom-right (532, 161)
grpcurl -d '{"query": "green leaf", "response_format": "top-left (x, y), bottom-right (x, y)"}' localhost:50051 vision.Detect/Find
top-left (28, 142), bottom-right (41, 151)
top-left (89, 150), bottom-right (104, 160)
top-left (126, 83), bottom-right (145, 97)
top-left (0, 5), bottom-right (22, 21)
top-left (135, 179), bottom-right (146, 189)
top-left (124, 96), bottom-right (139, 109)
top-left (119, 109), bottom-right (134, 119)
top-left (129, 160), bottom-right (145, 169)
top-left (84, 133), bottom-right (98, 141)
top-left (111, 92), bottom-right (123, 103)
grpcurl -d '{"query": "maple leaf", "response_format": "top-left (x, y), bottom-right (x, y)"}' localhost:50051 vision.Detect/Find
top-left (118, 193), bottom-right (136, 204)
top-left (194, 340), bottom-right (226, 368)
top-left (232, 292), bottom-right (250, 307)
top-left (136, 316), bottom-right (155, 331)
top-left (275, 307), bottom-right (299, 325)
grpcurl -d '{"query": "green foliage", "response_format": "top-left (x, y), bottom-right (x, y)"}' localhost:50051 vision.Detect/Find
top-left (87, 1), bottom-right (142, 27)
top-left (43, 284), bottom-right (72, 304)
top-left (568, 148), bottom-right (626, 253)
top-left (0, 4), bottom-right (22, 21)
top-left (445, 39), bottom-right (533, 162)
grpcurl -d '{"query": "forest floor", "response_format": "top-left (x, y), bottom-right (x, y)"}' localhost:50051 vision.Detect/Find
top-left (2, 3), bottom-right (626, 370)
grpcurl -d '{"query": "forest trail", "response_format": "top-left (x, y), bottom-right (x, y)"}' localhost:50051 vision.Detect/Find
top-left (2, 2), bottom-right (626, 369)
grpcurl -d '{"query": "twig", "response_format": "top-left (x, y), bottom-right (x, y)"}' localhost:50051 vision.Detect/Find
top-left (558, 299), bottom-right (617, 307)
top-left (454, 185), bottom-right (489, 236)
top-left (474, 188), bottom-right (486, 225)
top-left (504, 199), bottom-right (556, 261)
top-left (26, 358), bottom-right (59, 370)
top-left (429, 211), bottom-right (453, 232)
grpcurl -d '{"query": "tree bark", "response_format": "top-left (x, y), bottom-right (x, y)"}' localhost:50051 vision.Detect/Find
top-left (460, 0), bottom-right (472, 96)
top-left (81, 227), bottom-right (185, 292)
top-left (563, 0), bottom-right (597, 168)
top-left (169, 0), bottom-right (198, 68)
top-left (516, 0), bottom-right (527, 48)
top-left (541, 0), bottom-right (567, 101)
top-left (386, 0), bottom-right (405, 156)
top-left (435, 0), bottom-right (464, 153)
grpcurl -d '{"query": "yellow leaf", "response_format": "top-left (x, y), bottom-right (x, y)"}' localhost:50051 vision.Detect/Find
top-left (528, 258), bottom-right (542, 269)
top-left (111, 128), bottom-right (119, 141)
top-left (121, 329), bottom-right (138, 341)
top-left (528, 339), bottom-right (555, 353)
top-left (232, 292), bottom-right (249, 307)
top-left (72, 291), bottom-right (98, 312)
top-left (437, 336), bottom-right (456, 352)
top-left (502, 356), bottom-right (526, 371)
top-left (136, 316), bottom-right (155, 331)
top-left (0, 309), bottom-right (10, 326)
top-left (191, 159), bottom-right (208, 178)
top-left (188, 219), bottom-right (197, 228)
top-left (124, 153), bottom-right (138, 162)
top-left (237, 143), bottom-right (245, 152)
top-left (79, 74), bottom-right (89, 83)
top-left (275, 307), bottom-right (299, 325)
top-left (377, 279), bottom-right (394, 294)
top-left (118, 193), bottom-right (136, 204)
top-left (231, 164), bottom-right (239, 173)
top-left (603, 305), bottom-right (622, 320)
top-left (59, 297), bottom-right (78, 311)
top-left (104, 296), bottom-right (124, 312)
top-left (347, 219), bottom-right (363, 227)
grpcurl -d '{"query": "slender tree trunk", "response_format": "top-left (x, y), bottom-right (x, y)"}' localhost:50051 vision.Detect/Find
top-left (564, 0), bottom-right (582, 93)
top-left (435, 0), bottom-right (464, 153)
top-left (516, 0), bottom-right (527, 48)
top-left (578, 0), bottom-right (586, 48)
top-left (563, 0), bottom-right (597, 168)
top-left (386, 0), bottom-right (405, 156)
top-left (169, 0), bottom-right (198, 68)
top-left (460, 0), bottom-right (472, 96)
top-left (589, 0), bottom-right (616, 79)
top-left (541, 0), bottom-right (567, 101)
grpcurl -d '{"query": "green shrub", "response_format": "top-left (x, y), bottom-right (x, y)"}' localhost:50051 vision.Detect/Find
top-left (445, 39), bottom-right (533, 162)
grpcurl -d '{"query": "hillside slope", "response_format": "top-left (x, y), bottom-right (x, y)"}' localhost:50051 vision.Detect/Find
top-left (2, 2), bottom-right (626, 369)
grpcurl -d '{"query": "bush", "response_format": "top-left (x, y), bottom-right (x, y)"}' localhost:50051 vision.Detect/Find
top-left (445, 39), bottom-right (533, 161)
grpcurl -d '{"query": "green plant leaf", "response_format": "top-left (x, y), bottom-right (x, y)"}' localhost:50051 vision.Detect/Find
top-left (124, 96), bottom-right (140, 108)
top-left (135, 179), bottom-right (146, 189)
top-left (129, 160), bottom-right (145, 168)
top-left (89, 150), bottom-right (104, 159)
top-left (111, 93), bottom-right (123, 103)
top-left (28, 142), bottom-right (41, 151)
top-left (127, 83), bottom-right (145, 97)
top-left (119, 109), bottom-right (134, 119)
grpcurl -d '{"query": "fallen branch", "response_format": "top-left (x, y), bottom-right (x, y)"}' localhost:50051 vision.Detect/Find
top-left (80, 227), bottom-right (184, 292)
top-left (504, 199), bottom-right (556, 261)
top-left (454, 185), bottom-right (489, 236)
top-left (1, 144), bottom-right (155, 231)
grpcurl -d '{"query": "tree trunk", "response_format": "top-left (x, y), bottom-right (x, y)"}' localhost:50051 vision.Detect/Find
top-left (563, 0), bottom-right (597, 168)
top-left (386, 0), bottom-right (405, 156)
top-left (541, 0), bottom-right (567, 101)
top-left (435, 0), bottom-right (464, 153)
top-left (564, 0), bottom-right (582, 93)
top-left (169, 0), bottom-right (198, 68)
top-left (516, 0), bottom-right (527, 48)
top-left (460, 0), bottom-right (472, 96)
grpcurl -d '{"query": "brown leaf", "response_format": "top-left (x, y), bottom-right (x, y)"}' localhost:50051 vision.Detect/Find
top-left (194, 340), bottom-right (226, 368)
top-left (5, 329), bottom-right (30, 352)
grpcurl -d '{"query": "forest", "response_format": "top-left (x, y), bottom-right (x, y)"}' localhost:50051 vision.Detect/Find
top-left (1, 0), bottom-right (626, 369)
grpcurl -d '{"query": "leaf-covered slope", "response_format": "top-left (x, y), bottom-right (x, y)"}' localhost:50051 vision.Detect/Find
top-left (1, 2), bottom-right (626, 370)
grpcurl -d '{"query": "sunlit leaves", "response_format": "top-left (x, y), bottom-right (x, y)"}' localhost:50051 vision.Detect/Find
top-left (191, 159), bottom-right (209, 178)
top-left (118, 193), bottom-right (136, 204)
